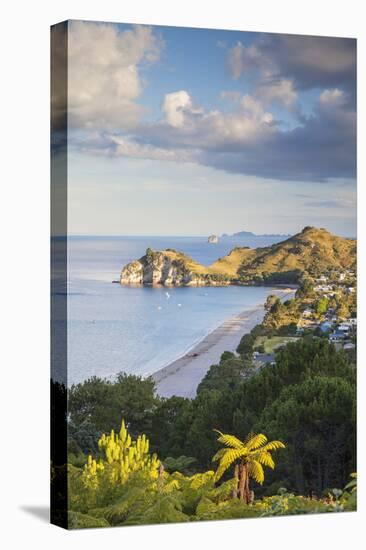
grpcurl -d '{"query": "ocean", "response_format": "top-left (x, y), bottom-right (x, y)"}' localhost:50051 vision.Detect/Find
top-left (66, 236), bottom-right (277, 385)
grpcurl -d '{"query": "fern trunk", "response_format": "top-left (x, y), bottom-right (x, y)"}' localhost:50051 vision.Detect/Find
top-left (238, 463), bottom-right (250, 503)
top-left (237, 462), bottom-right (251, 503)
top-left (245, 467), bottom-right (251, 504)
top-left (232, 464), bottom-right (239, 499)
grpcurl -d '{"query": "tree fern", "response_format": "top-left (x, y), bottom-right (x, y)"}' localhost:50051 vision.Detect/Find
top-left (213, 429), bottom-right (285, 502)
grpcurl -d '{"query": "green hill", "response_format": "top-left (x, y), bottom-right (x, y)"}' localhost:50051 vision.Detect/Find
top-left (214, 226), bottom-right (356, 284)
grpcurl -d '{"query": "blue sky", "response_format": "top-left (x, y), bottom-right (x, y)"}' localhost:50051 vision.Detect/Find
top-left (136, 26), bottom-right (258, 118)
top-left (63, 20), bottom-right (357, 236)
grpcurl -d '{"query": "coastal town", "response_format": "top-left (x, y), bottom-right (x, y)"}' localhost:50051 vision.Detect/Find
top-left (296, 269), bottom-right (356, 346)
top-left (249, 267), bottom-right (357, 369)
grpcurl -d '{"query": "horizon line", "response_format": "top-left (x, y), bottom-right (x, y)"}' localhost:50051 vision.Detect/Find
top-left (52, 228), bottom-right (356, 239)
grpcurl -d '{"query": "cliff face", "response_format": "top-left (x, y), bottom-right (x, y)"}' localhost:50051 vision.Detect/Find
top-left (120, 260), bottom-right (145, 285)
top-left (120, 251), bottom-right (190, 286)
top-left (120, 249), bottom-right (229, 287)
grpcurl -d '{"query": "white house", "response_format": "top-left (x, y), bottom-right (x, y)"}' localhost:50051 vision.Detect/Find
top-left (329, 331), bottom-right (346, 342)
top-left (314, 284), bottom-right (333, 293)
top-left (338, 324), bottom-right (350, 333)
top-left (302, 308), bottom-right (313, 318)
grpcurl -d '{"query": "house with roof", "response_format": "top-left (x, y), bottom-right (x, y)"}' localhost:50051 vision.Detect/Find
top-left (320, 321), bottom-right (332, 333)
top-left (343, 342), bottom-right (355, 350)
top-left (302, 308), bottom-right (313, 318)
top-left (252, 352), bottom-right (276, 368)
top-left (329, 330), bottom-right (347, 342)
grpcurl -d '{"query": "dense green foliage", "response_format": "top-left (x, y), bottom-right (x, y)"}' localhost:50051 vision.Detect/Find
top-left (197, 352), bottom-right (253, 394)
top-left (66, 420), bottom-right (356, 528)
top-left (316, 296), bottom-right (329, 316)
top-left (68, 337), bottom-right (356, 499)
top-left (68, 373), bottom-right (156, 452)
top-left (262, 297), bottom-right (300, 330)
top-left (259, 376), bottom-right (355, 495)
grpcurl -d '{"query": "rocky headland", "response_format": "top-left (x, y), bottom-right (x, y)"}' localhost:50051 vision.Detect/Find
top-left (119, 227), bottom-right (356, 287)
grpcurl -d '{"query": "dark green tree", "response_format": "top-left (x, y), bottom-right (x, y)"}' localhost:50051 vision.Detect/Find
top-left (258, 376), bottom-right (356, 495)
top-left (68, 373), bottom-right (157, 436)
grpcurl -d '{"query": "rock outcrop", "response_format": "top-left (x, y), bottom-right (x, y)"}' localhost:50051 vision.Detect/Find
top-left (120, 248), bottom-right (230, 287)
top-left (208, 235), bottom-right (219, 244)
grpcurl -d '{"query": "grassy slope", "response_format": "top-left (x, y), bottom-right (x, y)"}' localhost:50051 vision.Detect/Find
top-left (209, 226), bottom-right (356, 279)
top-left (237, 227), bottom-right (355, 277)
top-left (208, 247), bottom-right (256, 277)
top-left (255, 336), bottom-right (300, 353)
top-left (148, 227), bottom-right (356, 282)
top-left (161, 249), bottom-right (209, 275)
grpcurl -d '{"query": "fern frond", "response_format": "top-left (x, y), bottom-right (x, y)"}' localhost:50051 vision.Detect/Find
top-left (189, 470), bottom-right (215, 489)
top-left (214, 430), bottom-right (244, 450)
top-left (214, 449), bottom-right (244, 481)
top-left (245, 433), bottom-right (268, 451)
top-left (212, 448), bottom-right (227, 462)
top-left (248, 460), bottom-right (265, 484)
top-left (162, 479), bottom-right (180, 494)
top-left (242, 431), bottom-right (255, 446)
top-left (256, 440), bottom-right (285, 453)
top-left (255, 451), bottom-right (275, 469)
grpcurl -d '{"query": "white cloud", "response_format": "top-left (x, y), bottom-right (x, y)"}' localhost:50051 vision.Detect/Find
top-left (139, 91), bottom-right (276, 151)
top-left (162, 90), bottom-right (193, 128)
top-left (226, 43), bottom-right (298, 112)
top-left (257, 79), bottom-right (297, 108)
top-left (221, 91), bottom-right (274, 123)
top-left (110, 136), bottom-right (192, 162)
top-left (67, 21), bottom-right (163, 130)
top-left (240, 94), bottom-right (273, 123)
top-left (198, 109), bottom-right (274, 145)
top-left (227, 42), bottom-right (264, 79)
top-left (319, 88), bottom-right (345, 106)
top-left (162, 90), bottom-right (204, 128)
top-left (69, 76), bottom-right (355, 182)
top-left (75, 90), bottom-right (276, 168)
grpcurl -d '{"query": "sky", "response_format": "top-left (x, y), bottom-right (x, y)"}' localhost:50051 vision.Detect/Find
top-left (60, 20), bottom-right (357, 237)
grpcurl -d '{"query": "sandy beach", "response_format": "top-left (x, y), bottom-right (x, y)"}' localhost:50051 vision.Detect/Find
top-left (153, 288), bottom-right (295, 399)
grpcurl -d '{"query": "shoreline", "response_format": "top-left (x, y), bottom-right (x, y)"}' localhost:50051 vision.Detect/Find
top-left (153, 288), bottom-right (295, 399)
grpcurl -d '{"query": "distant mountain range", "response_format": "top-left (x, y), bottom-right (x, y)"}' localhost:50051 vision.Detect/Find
top-left (221, 230), bottom-right (291, 239)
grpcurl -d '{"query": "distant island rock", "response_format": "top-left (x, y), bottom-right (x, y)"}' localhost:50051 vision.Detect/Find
top-left (208, 235), bottom-right (219, 244)
top-left (119, 227), bottom-right (356, 287)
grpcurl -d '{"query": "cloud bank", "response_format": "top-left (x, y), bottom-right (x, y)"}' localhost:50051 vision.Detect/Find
top-left (67, 24), bottom-right (356, 183)
top-left (227, 34), bottom-right (356, 99)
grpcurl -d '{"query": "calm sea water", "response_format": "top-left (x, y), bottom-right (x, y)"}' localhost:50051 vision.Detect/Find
top-left (66, 236), bottom-right (276, 385)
